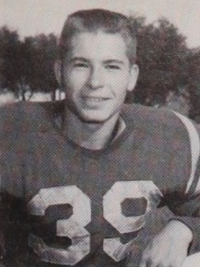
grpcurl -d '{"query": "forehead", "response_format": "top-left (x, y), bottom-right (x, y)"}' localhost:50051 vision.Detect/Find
top-left (68, 31), bottom-right (129, 61)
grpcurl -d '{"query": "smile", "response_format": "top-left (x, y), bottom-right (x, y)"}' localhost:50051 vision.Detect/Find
top-left (83, 97), bottom-right (110, 103)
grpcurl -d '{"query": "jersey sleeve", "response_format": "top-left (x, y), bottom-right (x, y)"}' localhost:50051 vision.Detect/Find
top-left (0, 103), bottom-right (26, 265)
top-left (0, 200), bottom-right (5, 264)
top-left (0, 175), bottom-right (8, 266)
top-left (165, 112), bottom-right (200, 253)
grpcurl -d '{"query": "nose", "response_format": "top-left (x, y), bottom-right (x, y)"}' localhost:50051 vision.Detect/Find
top-left (87, 66), bottom-right (104, 89)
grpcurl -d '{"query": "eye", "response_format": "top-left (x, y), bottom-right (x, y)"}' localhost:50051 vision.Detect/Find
top-left (73, 62), bottom-right (89, 68)
top-left (106, 64), bottom-right (121, 70)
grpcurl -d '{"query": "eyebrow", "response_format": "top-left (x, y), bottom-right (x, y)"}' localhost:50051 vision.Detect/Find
top-left (68, 57), bottom-right (89, 63)
top-left (68, 57), bottom-right (125, 65)
top-left (103, 60), bottom-right (124, 65)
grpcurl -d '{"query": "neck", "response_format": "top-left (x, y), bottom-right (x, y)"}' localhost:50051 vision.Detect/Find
top-left (64, 110), bottom-right (125, 150)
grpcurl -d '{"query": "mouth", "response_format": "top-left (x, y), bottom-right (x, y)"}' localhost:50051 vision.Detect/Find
top-left (82, 96), bottom-right (111, 104)
top-left (80, 96), bottom-right (111, 109)
top-left (84, 97), bottom-right (108, 102)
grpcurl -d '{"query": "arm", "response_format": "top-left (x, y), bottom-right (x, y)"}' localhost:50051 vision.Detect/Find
top-left (140, 181), bottom-right (200, 267)
top-left (140, 113), bottom-right (200, 267)
top-left (140, 220), bottom-right (192, 267)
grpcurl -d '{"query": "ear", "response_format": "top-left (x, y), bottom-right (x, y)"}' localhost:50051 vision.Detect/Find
top-left (54, 60), bottom-right (62, 86)
top-left (127, 64), bottom-right (139, 92)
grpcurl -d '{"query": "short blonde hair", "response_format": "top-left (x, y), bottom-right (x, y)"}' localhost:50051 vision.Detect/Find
top-left (58, 9), bottom-right (137, 65)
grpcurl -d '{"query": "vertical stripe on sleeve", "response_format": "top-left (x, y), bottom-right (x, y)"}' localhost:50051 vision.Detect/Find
top-left (173, 112), bottom-right (200, 194)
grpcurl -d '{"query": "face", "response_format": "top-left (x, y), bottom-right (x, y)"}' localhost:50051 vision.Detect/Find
top-left (56, 31), bottom-right (139, 123)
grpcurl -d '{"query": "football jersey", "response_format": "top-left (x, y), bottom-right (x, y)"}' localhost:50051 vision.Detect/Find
top-left (0, 101), bottom-right (200, 267)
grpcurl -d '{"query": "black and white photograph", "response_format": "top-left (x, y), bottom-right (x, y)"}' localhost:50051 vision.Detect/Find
top-left (0, 1), bottom-right (200, 267)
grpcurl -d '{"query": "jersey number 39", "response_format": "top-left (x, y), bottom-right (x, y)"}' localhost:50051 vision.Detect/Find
top-left (28, 181), bottom-right (161, 265)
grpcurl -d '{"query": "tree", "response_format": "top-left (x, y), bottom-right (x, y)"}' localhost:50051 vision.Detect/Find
top-left (0, 27), bottom-right (22, 94)
top-left (29, 34), bottom-right (58, 93)
top-left (19, 34), bottom-right (58, 100)
top-left (129, 17), bottom-right (190, 106)
top-left (0, 28), bottom-right (59, 100)
top-left (184, 50), bottom-right (200, 120)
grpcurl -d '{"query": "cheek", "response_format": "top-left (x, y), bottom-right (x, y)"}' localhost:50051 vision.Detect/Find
top-left (65, 70), bottom-right (89, 90)
top-left (109, 73), bottom-right (130, 95)
top-left (63, 74), bottom-right (83, 93)
top-left (109, 70), bottom-right (130, 83)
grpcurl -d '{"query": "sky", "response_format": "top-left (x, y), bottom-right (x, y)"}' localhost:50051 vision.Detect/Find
top-left (0, 0), bottom-right (200, 48)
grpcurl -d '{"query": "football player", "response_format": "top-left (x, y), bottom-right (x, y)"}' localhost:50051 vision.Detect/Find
top-left (0, 8), bottom-right (200, 267)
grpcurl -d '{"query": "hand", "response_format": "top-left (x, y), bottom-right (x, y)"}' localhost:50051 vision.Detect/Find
top-left (140, 220), bottom-right (192, 267)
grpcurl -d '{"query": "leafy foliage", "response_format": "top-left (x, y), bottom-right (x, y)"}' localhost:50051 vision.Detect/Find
top-left (0, 28), bottom-right (58, 100)
top-left (131, 17), bottom-right (189, 105)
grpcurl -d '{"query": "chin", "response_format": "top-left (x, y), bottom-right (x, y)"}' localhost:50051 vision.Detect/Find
top-left (78, 112), bottom-right (109, 124)
top-left (79, 115), bottom-right (107, 124)
top-left (76, 110), bottom-right (109, 124)
top-left (67, 104), bottom-right (108, 123)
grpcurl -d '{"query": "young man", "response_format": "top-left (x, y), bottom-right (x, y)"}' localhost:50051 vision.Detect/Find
top-left (0, 8), bottom-right (200, 267)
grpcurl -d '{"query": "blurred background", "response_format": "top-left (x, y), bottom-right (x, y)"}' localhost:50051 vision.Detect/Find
top-left (1, 0), bottom-right (200, 122)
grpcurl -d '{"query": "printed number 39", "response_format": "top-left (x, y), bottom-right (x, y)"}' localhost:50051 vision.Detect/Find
top-left (28, 181), bottom-right (162, 265)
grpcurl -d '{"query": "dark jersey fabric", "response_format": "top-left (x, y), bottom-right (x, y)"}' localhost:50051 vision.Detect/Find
top-left (0, 101), bottom-right (200, 267)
